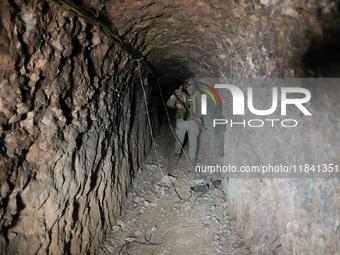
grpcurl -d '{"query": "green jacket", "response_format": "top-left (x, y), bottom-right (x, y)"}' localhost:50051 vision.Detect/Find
top-left (166, 87), bottom-right (202, 120)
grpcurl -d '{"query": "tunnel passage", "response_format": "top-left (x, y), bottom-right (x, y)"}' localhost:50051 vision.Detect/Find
top-left (0, 0), bottom-right (340, 254)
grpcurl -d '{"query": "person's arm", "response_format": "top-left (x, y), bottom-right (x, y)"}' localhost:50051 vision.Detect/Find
top-left (166, 94), bottom-right (178, 108)
top-left (166, 90), bottom-right (185, 109)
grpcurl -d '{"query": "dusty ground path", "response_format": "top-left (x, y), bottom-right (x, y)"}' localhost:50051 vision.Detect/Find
top-left (99, 116), bottom-right (250, 255)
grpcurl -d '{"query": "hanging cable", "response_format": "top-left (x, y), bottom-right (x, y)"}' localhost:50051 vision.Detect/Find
top-left (46, 0), bottom-right (157, 76)
top-left (137, 61), bottom-right (165, 178)
top-left (47, 0), bottom-right (195, 167)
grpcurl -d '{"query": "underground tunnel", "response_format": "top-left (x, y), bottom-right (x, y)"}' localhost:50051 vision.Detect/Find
top-left (0, 0), bottom-right (340, 254)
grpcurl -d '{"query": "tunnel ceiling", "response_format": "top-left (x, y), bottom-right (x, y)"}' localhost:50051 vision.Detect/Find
top-left (85, 0), bottom-right (339, 84)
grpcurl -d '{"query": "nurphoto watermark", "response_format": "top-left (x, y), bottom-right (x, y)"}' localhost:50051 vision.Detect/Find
top-left (190, 78), bottom-right (340, 178)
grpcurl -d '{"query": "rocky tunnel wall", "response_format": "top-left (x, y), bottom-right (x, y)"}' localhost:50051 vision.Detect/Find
top-left (0, 0), bottom-right (160, 254)
top-left (1, 0), bottom-right (340, 254)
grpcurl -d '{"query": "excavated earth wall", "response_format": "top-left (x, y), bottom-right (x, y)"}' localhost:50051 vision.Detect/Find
top-left (0, 0), bottom-right (339, 254)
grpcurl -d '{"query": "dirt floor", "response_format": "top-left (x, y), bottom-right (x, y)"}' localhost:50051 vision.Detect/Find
top-left (99, 115), bottom-right (250, 255)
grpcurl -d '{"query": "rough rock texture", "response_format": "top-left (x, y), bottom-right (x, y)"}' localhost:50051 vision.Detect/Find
top-left (220, 78), bottom-right (340, 254)
top-left (0, 0), bottom-right (159, 254)
top-left (105, 0), bottom-right (325, 84)
top-left (0, 0), bottom-right (340, 254)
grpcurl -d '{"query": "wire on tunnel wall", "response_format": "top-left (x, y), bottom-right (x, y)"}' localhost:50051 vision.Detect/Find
top-left (46, 0), bottom-right (157, 76)
top-left (47, 0), bottom-right (195, 171)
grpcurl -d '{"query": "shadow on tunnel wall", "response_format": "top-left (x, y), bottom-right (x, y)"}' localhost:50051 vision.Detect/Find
top-left (156, 58), bottom-right (193, 100)
top-left (302, 13), bottom-right (340, 77)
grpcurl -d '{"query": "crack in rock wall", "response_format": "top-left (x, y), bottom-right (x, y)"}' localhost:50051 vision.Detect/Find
top-left (1, 0), bottom-right (340, 254)
top-left (0, 0), bottom-right (159, 254)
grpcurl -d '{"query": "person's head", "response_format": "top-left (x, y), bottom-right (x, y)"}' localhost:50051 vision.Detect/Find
top-left (181, 79), bottom-right (192, 95)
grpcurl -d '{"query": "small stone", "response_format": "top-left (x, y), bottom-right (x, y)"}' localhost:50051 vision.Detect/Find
top-left (7, 232), bottom-right (16, 241)
top-left (125, 237), bottom-right (135, 242)
top-left (30, 73), bottom-right (40, 82)
top-left (138, 168), bottom-right (142, 174)
top-left (155, 184), bottom-right (162, 192)
top-left (0, 181), bottom-right (10, 197)
top-left (133, 196), bottom-right (144, 203)
top-left (189, 179), bottom-right (205, 186)
top-left (151, 226), bottom-right (157, 231)
top-left (91, 32), bottom-right (101, 46)
top-left (17, 104), bottom-right (29, 117)
top-left (214, 247), bottom-right (222, 253)
top-left (112, 225), bottom-right (120, 232)
top-left (232, 240), bottom-right (243, 248)
top-left (105, 245), bottom-right (115, 253)
top-left (163, 186), bottom-right (172, 196)
top-left (133, 230), bottom-right (143, 237)
top-left (41, 109), bottom-right (54, 126)
top-left (9, 114), bottom-right (20, 124)
top-left (116, 219), bottom-right (126, 229)
top-left (202, 215), bottom-right (211, 221)
top-left (215, 219), bottom-right (220, 224)
top-left (20, 66), bottom-right (26, 75)
top-left (4, 135), bottom-right (18, 158)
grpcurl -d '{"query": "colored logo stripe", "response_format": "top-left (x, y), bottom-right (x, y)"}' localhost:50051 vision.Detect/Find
top-left (199, 88), bottom-right (217, 105)
top-left (196, 82), bottom-right (222, 106)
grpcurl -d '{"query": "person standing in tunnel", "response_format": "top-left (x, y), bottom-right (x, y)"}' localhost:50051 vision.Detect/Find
top-left (166, 79), bottom-right (202, 165)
